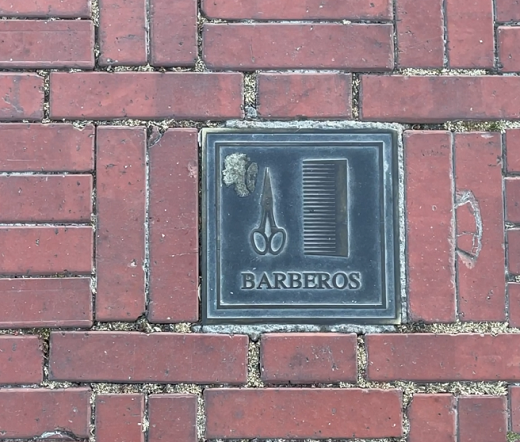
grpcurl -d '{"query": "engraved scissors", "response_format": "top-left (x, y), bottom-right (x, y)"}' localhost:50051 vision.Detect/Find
top-left (250, 168), bottom-right (287, 256)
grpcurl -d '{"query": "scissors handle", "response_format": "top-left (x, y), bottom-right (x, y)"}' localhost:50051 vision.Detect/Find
top-left (268, 227), bottom-right (286, 255)
top-left (251, 229), bottom-right (269, 255)
top-left (251, 228), bottom-right (287, 256)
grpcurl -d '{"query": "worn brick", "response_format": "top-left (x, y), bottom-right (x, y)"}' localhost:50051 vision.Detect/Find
top-left (0, 227), bottom-right (92, 276)
top-left (260, 333), bottom-right (357, 384)
top-left (361, 76), bottom-right (520, 122)
top-left (0, 175), bottom-right (92, 223)
top-left (511, 387), bottom-right (520, 432)
top-left (0, 0), bottom-right (91, 17)
top-left (507, 178), bottom-right (520, 223)
top-left (496, 0), bottom-right (520, 21)
top-left (499, 27), bottom-right (520, 72)
top-left (203, 24), bottom-right (394, 70)
top-left (456, 199), bottom-right (478, 254)
top-left (509, 283), bottom-right (520, 327)
top-left (367, 334), bottom-right (520, 381)
top-left (507, 130), bottom-right (520, 173)
top-left (202, 0), bottom-right (392, 19)
top-left (0, 74), bottom-right (43, 121)
top-left (257, 73), bottom-right (352, 119)
top-left (455, 133), bottom-right (505, 321)
top-left (49, 332), bottom-right (248, 384)
top-left (149, 129), bottom-right (198, 323)
top-left (0, 336), bottom-right (43, 384)
top-left (150, 0), bottom-right (197, 67)
top-left (408, 394), bottom-right (456, 442)
top-left (0, 21), bottom-right (94, 69)
top-left (148, 395), bottom-right (197, 442)
top-left (99, 0), bottom-right (147, 66)
top-left (96, 127), bottom-right (146, 321)
top-left (0, 124), bottom-right (94, 172)
top-left (458, 396), bottom-right (507, 442)
top-left (405, 131), bottom-right (455, 322)
top-left (0, 278), bottom-right (92, 328)
top-left (397, 0), bottom-right (444, 68)
top-left (0, 389), bottom-right (90, 439)
top-left (205, 389), bottom-right (402, 439)
top-left (446, 0), bottom-right (494, 68)
top-left (508, 229), bottom-right (520, 274)
top-left (96, 395), bottom-right (145, 442)
top-left (50, 72), bottom-right (243, 120)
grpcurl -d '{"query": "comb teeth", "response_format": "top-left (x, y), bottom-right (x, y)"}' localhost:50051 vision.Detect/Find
top-left (302, 160), bottom-right (349, 257)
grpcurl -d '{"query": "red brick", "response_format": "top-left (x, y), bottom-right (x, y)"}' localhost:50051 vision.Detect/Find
top-left (509, 283), bottom-right (520, 327)
top-left (148, 395), bottom-right (197, 442)
top-left (458, 396), bottom-right (507, 442)
top-left (408, 394), bottom-right (456, 442)
top-left (99, 0), bottom-right (147, 66)
top-left (0, 21), bottom-right (94, 69)
top-left (50, 72), bottom-right (243, 120)
top-left (0, 336), bottom-right (42, 384)
top-left (446, 0), bottom-right (494, 68)
top-left (202, 0), bottom-right (392, 19)
top-left (0, 278), bottom-right (92, 328)
top-left (260, 333), bottom-right (357, 384)
top-left (49, 332), bottom-right (248, 384)
top-left (0, 227), bottom-right (92, 276)
top-left (96, 127), bottom-right (145, 321)
top-left (96, 394), bottom-right (144, 442)
top-left (508, 229), bottom-right (520, 274)
top-left (257, 73), bottom-right (352, 119)
top-left (205, 388), bottom-right (402, 439)
top-left (511, 387), bottom-right (520, 432)
top-left (505, 131), bottom-right (520, 173)
top-left (397, 0), bottom-right (445, 68)
top-left (361, 76), bottom-right (520, 122)
top-left (507, 178), bottom-right (520, 223)
top-left (203, 24), bottom-right (394, 70)
top-left (0, 389), bottom-right (90, 439)
top-left (0, 0), bottom-right (91, 17)
top-left (150, 0), bottom-right (197, 67)
top-left (367, 334), bottom-right (520, 381)
top-left (0, 175), bottom-right (92, 223)
top-left (149, 129), bottom-right (198, 323)
top-left (507, 130), bottom-right (520, 173)
top-left (455, 133), bottom-right (505, 321)
top-left (496, 0), bottom-right (520, 21)
top-left (0, 74), bottom-right (43, 121)
top-left (499, 27), bottom-right (520, 72)
top-left (0, 124), bottom-right (94, 172)
top-left (405, 131), bottom-right (455, 322)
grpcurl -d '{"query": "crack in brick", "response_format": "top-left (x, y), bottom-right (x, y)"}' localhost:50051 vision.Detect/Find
top-left (39, 429), bottom-right (80, 440)
top-left (455, 189), bottom-right (483, 268)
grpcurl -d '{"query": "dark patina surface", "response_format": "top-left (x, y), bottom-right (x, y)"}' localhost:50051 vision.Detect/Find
top-left (202, 130), bottom-right (400, 324)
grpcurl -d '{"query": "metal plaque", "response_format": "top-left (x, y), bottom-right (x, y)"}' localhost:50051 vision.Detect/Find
top-left (202, 130), bottom-right (400, 324)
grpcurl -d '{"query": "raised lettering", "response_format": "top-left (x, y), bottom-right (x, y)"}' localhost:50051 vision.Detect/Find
top-left (240, 271), bottom-right (362, 290)
top-left (273, 272), bottom-right (288, 289)
top-left (241, 272), bottom-right (256, 289)
top-left (332, 272), bottom-right (348, 289)
top-left (348, 272), bottom-right (362, 290)
top-left (257, 272), bottom-right (273, 289)
top-left (317, 272), bottom-right (332, 289)
top-left (289, 272), bottom-right (302, 289)
top-left (304, 272), bottom-right (317, 289)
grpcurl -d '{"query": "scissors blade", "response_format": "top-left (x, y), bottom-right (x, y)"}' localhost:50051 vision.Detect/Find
top-left (260, 168), bottom-right (274, 208)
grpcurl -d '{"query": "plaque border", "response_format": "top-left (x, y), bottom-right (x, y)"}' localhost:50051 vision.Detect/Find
top-left (201, 129), bottom-right (401, 324)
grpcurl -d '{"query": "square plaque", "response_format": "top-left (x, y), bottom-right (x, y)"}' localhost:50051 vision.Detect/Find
top-left (202, 130), bottom-right (400, 324)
